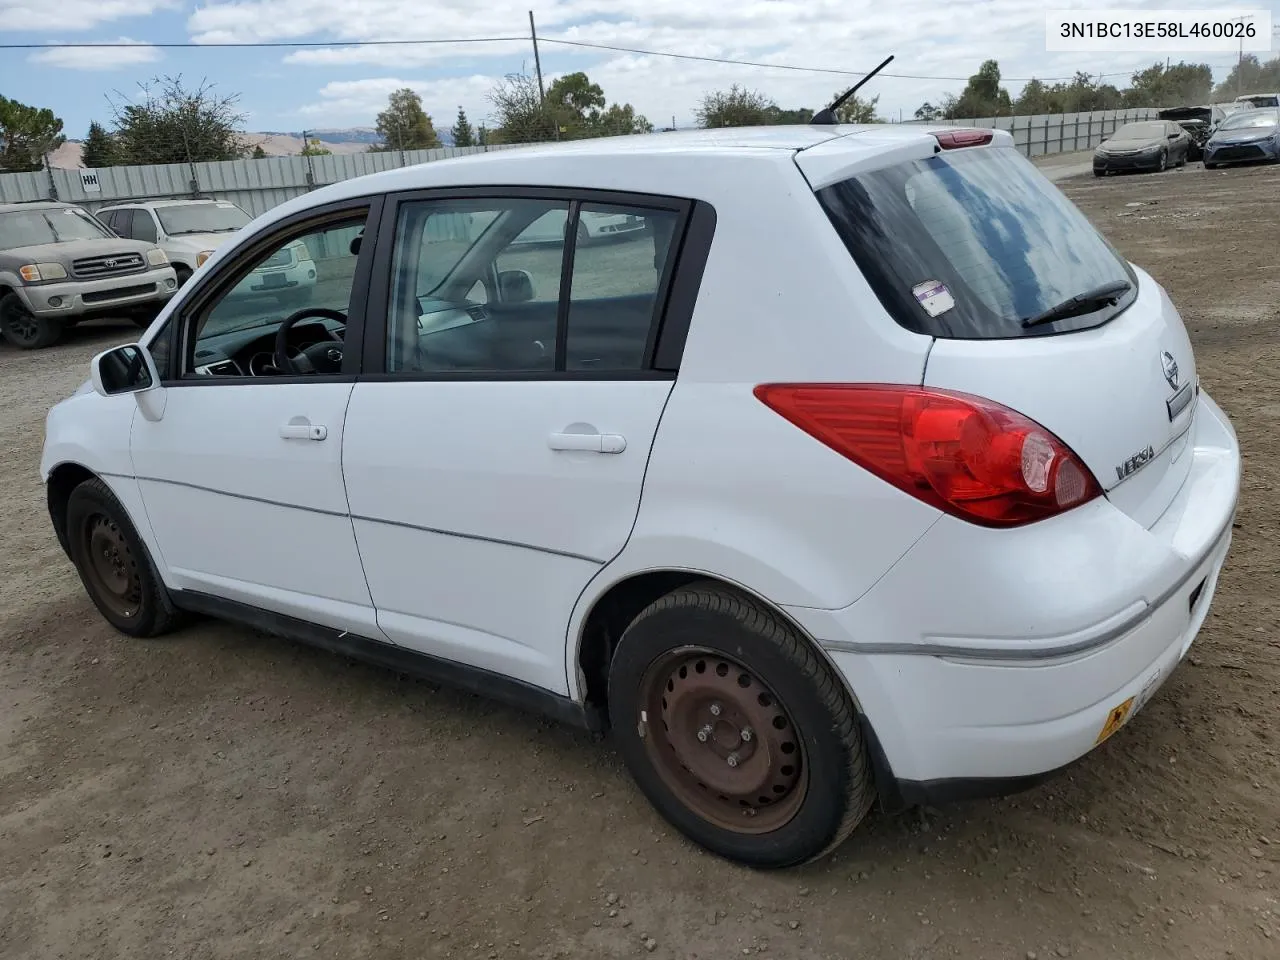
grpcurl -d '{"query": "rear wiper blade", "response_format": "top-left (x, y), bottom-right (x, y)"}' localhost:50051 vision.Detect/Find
top-left (1020, 280), bottom-right (1133, 329)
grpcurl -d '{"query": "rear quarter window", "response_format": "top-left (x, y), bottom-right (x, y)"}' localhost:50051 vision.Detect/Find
top-left (814, 145), bottom-right (1137, 339)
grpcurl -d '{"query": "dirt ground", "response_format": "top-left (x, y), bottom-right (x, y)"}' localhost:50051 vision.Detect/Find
top-left (2, 161), bottom-right (1278, 960)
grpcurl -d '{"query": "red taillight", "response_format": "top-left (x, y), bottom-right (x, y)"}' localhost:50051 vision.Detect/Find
top-left (753, 384), bottom-right (1102, 528)
top-left (934, 129), bottom-right (994, 150)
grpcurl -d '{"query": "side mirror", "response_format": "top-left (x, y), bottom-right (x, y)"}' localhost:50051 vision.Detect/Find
top-left (90, 343), bottom-right (158, 397)
top-left (1168, 132), bottom-right (1180, 140)
top-left (497, 269), bottom-right (534, 303)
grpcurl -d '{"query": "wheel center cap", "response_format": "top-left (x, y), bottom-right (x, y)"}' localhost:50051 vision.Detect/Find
top-left (711, 720), bottom-right (740, 750)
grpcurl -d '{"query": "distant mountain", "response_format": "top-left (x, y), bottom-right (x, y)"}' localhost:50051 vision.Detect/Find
top-left (47, 127), bottom-right (460, 169)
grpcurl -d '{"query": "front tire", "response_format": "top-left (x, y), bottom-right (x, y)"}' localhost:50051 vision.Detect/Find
top-left (66, 478), bottom-right (182, 637)
top-left (0, 293), bottom-right (63, 349)
top-left (1156, 150), bottom-right (1168, 173)
top-left (608, 581), bottom-right (875, 869)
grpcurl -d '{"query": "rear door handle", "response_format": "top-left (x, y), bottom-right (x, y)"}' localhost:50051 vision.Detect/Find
top-left (280, 419), bottom-right (328, 441)
top-left (548, 431), bottom-right (626, 454)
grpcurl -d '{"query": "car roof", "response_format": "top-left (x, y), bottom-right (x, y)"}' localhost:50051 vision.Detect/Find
top-left (273, 124), bottom-right (971, 216)
top-left (0, 201), bottom-right (73, 214)
top-left (99, 198), bottom-right (221, 210)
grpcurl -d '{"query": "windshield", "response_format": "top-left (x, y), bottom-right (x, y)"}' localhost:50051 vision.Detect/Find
top-left (156, 202), bottom-right (251, 235)
top-left (0, 207), bottom-right (112, 250)
top-left (1219, 109), bottom-right (1280, 130)
top-left (815, 145), bottom-right (1136, 340)
top-left (1112, 122), bottom-right (1166, 139)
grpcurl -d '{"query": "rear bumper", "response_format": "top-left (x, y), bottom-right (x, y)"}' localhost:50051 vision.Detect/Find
top-left (19, 267), bottom-right (178, 317)
top-left (784, 389), bottom-right (1240, 794)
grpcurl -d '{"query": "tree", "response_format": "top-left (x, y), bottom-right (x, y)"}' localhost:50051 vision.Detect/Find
top-left (696, 85), bottom-right (777, 127)
top-left (251, 143), bottom-right (267, 159)
top-left (546, 72), bottom-right (606, 137)
top-left (81, 121), bottom-right (116, 168)
top-left (830, 92), bottom-right (881, 124)
top-left (1215, 54), bottom-right (1280, 100)
top-left (451, 107), bottom-right (475, 147)
top-left (487, 72), bottom-right (556, 143)
top-left (914, 102), bottom-right (941, 122)
top-left (1123, 61), bottom-right (1213, 107)
top-left (373, 88), bottom-right (441, 151)
top-left (0, 95), bottom-right (65, 172)
top-left (486, 70), bottom-right (648, 143)
top-left (300, 138), bottom-right (331, 156)
top-left (477, 123), bottom-right (489, 147)
top-left (595, 102), bottom-right (653, 136)
top-left (109, 75), bottom-right (246, 165)
top-left (945, 59), bottom-right (1013, 118)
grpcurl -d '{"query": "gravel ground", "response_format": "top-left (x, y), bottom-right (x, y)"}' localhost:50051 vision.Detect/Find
top-left (1, 160), bottom-right (1278, 960)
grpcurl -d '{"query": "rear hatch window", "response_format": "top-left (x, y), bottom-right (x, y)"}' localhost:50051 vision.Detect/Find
top-left (814, 145), bottom-right (1138, 340)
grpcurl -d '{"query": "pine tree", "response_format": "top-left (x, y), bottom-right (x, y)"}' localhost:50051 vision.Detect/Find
top-left (451, 107), bottom-right (475, 147)
top-left (251, 144), bottom-right (267, 159)
top-left (81, 121), bottom-right (115, 167)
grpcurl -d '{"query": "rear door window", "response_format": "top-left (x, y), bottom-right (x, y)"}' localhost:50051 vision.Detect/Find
top-left (815, 146), bottom-right (1137, 339)
top-left (132, 211), bottom-right (158, 243)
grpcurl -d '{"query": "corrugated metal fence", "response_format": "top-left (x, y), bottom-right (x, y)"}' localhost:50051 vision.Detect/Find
top-left (0, 107), bottom-right (1162, 218)
top-left (904, 107), bottom-right (1161, 156)
top-left (0, 143), bottom-right (527, 217)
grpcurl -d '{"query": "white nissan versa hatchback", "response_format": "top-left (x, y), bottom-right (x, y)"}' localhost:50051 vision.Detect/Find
top-left (41, 125), bottom-right (1240, 869)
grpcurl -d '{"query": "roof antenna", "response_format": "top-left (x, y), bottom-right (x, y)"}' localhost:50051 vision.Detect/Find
top-left (810, 55), bottom-right (895, 125)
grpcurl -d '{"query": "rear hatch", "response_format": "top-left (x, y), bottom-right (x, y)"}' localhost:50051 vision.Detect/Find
top-left (799, 135), bottom-right (1196, 529)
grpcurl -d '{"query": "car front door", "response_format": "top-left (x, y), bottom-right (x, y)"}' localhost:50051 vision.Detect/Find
top-left (129, 198), bottom-right (383, 636)
top-left (341, 190), bottom-right (696, 694)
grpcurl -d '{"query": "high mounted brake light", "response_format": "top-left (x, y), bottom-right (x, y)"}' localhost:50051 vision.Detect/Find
top-left (934, 129), bottom-right (995, 149)
top-left (754, 383), bottom-right (1102, 528)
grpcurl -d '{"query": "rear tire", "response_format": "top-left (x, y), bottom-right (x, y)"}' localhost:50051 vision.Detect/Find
top-left (0, 293), bottom-right (63, 349)
top-left (65, 477), bottom-right (183, 638)
top-left (608, 581), bottom-right (875, 869)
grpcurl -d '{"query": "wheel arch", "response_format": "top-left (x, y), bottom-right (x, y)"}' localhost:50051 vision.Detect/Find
top-left (577, 568), bottom-right (904, 822)
top-left (572, 567), bottom-right (868, 728)
top-left (46, 461), bottom-right (101, 558)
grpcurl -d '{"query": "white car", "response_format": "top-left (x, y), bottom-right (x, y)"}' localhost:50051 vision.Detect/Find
top-left (96, 198), bottom-right (316, 303)
top-left (41, 126), bottom-right (1240, 869)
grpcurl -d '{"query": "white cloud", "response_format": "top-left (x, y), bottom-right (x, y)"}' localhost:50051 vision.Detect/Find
top-left (28, 37), bottom-right (160, 71)
top-left (204, 0), bottom-right (1257, 128)
top-left (0, 0), bottom-right (177, 31)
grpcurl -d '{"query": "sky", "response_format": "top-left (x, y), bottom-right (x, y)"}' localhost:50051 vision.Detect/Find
top-left (0, 0), bottom-right (1276, 139)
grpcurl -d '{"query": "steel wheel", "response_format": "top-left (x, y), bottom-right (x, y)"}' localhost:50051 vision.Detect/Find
top-left (640, 646), bottom-right (807, 834)
top-left (80, 513), bottom-right (143, 620)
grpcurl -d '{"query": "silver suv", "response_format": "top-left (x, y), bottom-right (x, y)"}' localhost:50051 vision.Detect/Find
top-left (0, 201), bottom-right (178, 349)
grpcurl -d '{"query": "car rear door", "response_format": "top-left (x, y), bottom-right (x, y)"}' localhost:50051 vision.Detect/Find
top-left (341, 189), bottom-right (703, 694)
top-left (799, 136), bottom-right (1197, 530)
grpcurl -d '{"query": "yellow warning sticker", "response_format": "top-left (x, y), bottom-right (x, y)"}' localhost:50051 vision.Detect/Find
top-left (1095, 696), bottom-right (1136, 745)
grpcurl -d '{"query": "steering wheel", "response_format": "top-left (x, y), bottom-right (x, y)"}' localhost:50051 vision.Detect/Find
top-left (273, 308), bottom-right (348, 375)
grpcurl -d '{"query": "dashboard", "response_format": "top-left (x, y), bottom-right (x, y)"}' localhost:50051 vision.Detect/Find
top-left (191, 317), bottom-right (346, 377)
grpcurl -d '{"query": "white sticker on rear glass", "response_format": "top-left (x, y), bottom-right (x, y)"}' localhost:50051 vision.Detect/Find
top-left (912, 280), bottom-right (955, 317)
